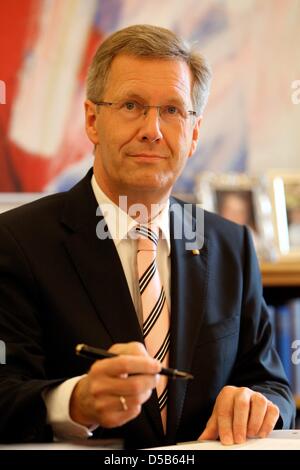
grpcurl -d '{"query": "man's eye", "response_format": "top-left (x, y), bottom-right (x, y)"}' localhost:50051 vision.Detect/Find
top-left (165, 106), bottom-right (179, 115)
top-left (123, 101), bottom-right (137, 111)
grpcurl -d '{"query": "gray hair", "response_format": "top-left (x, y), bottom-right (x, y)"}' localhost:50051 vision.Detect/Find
top-left (86, 24), bottom-right (211, 115)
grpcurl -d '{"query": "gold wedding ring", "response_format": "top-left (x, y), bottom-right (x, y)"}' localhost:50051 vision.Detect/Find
top-left (119, 395), bottom-right (128, 411)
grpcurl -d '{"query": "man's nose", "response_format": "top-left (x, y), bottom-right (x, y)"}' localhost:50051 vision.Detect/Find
top-left (138, 107), bottom-right (163, 143)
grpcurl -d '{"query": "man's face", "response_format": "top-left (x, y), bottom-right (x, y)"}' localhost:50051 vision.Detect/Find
top-left (85, 54), bottom-right (201, 202)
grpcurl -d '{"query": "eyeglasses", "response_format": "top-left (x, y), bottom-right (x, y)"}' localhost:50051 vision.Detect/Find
top-left (93, 100), bottom-right (197, 124)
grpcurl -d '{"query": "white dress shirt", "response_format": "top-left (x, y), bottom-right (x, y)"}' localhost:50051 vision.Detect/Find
top-left (43, 175), bottom-right (171, 439)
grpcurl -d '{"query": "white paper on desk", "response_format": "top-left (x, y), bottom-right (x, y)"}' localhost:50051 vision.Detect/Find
top-left (151, 430), bottom-right (300, 450)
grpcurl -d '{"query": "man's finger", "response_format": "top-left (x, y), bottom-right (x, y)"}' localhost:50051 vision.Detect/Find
top-left (198, 413), bottom-right (218, 441)
top-left (216, 390), bottom-right (235, 445)
top-left (257, 401), bottom-right (280, 438)
top-left (232, 388), bottom-right (251, 443)
top-left (247, 393), bottom-right (268, 437)
top-left (95, 390), bottom-right (153, 414)
top-left (99, 405), bottom-right (142, 428)
top-left (109, 341), bottom-right (148, 357)
top-left (89, 372), bottom-right (159, 399)
top-left (90, 354), bottom-right (161, 378)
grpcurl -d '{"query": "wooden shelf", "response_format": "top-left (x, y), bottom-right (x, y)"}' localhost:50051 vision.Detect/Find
top-left (260, 261), bottom-right (300, 287)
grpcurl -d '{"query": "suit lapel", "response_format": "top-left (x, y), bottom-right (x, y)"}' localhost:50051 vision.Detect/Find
top-left (60, 172), bottom-right (164, 440)
top-left (64, 230), bottom-right (142, 344)
top-left (61, 175), bottom-right (141, 345)
top-left (167, 200), bottom-right (209, 443)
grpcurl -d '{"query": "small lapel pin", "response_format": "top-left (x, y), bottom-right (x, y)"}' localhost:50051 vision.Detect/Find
top-left (192, 249), bottom-right (200, 255)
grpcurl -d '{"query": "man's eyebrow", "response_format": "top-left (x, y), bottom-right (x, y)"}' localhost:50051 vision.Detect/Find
top-left (116, 92), bottom-right (188, 106)
top-left (116, 92), bottom-right (145, 102)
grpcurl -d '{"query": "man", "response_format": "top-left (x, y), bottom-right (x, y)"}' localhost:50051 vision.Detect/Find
top-left (0, 25), bottom-right (295, 449)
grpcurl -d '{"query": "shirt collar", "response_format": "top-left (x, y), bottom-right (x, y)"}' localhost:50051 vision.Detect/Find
top-left (91, 174), bottom-right (171, 255)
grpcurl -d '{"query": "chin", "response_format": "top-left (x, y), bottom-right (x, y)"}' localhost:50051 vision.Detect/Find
top-left (129, 175), bottom-right (171, 192)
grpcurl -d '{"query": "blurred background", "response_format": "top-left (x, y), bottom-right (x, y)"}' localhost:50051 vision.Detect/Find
top-left (0, 0), bottom-right (299, 194)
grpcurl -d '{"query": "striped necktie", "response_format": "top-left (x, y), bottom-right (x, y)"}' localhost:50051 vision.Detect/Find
top-left (136, 224), bottom-right (170, 432)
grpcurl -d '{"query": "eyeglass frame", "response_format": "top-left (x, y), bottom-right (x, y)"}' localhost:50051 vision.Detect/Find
top-left (93, 100), bottom-right (198, 121)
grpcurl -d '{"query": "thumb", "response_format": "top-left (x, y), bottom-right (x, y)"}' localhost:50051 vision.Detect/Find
top-left (198, 413), bottom-right (218, 441)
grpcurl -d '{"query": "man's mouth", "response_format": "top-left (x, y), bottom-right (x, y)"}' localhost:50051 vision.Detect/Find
top-left (128, 153), bottom-right (167, 160)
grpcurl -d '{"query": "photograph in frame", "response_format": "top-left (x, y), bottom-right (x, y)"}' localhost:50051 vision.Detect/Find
top-left (216, 189), bottom-right (257, 236)
top-left (194, 172), bottom-right (276, 261)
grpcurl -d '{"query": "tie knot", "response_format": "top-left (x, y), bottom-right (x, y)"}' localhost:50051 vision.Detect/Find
top-left (136, 224), bottom-right (159, 251)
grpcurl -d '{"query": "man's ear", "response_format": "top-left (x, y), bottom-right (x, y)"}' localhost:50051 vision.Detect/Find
top-left (188, 116), bottom-right (202, 158)
top-left (84, 100), bottom-right (99, 145)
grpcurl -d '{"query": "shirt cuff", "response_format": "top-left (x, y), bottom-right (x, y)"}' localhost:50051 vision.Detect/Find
top-left (43, 375), bottom-right (98, 440)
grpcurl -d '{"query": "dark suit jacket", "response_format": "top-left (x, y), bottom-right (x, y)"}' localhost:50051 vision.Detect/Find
top-left (0, 170), bottom-right (295, 448)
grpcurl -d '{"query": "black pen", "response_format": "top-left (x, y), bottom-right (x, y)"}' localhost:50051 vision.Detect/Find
top-left (76, 343), bottom-right (194, 380)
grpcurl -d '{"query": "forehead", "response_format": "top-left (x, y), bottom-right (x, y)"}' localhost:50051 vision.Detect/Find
top-left (103, 54), bottom-right (193, 102)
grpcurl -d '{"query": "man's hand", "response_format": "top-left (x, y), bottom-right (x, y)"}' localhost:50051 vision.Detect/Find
top-left (199, 386), bottom-right (280, 445)
top-left (70, 342), bottom-right (160, 428)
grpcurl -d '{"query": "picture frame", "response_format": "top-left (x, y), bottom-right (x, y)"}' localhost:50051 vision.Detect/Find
top-left (194, 172), bottom-right (276, 261)
top-left (268, 172), bottom-right (300, 260)
top-left (0, 193), bottom-right (44, 214)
